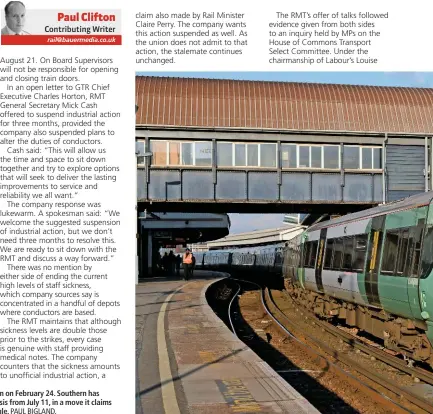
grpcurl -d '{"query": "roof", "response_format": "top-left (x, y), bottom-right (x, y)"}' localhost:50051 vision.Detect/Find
top-left (207, 225), bottom-right (305, 248)
top-left (308, 191), bottom-right (433, 232)
top-left (135, 76), bottom-right (433, 135)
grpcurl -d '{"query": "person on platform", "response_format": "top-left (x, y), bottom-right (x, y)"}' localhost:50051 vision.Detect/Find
top-left (182, 248), bottom-right (194, 281)
top-left (168, 251), bottom-right (175, 275)
top-left (175, 254), bottom-right (181, 277)
top-left (2, 2), bottom-right (29, 35)
top-left (161, 252), bottom-right (169, 275)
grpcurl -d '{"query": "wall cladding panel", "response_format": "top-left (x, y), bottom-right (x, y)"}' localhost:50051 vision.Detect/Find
top-left (344, 174), bottom-right (373, 202)
top-left (182, 171), bottom-right (214, 200)
top-left (312, 174), bottom-right (341, 201)
top-left (281, 173), bottom-right (311, 201)
top-left (148, 170), bottom-right (181, 200)
top-left (216, 171), bottom-right (247, 200)
top-left (248, 172), bottom-right (278, 200)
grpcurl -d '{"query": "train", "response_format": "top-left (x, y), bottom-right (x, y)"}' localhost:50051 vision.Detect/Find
top-left (195, 191), bottom-right (433, 367)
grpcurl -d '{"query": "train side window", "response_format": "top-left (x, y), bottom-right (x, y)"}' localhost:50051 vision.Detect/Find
top-left (342, 236), bottom-right (354, 270)
top-left (332, 238), bottom-right (344, 270)
top-left (309, 241), bottom-right (318, 268)
top-left (381, 231), bottom-right (399, 274)
top-left (323, 239), bottom-right (334, 269)
top-left (353, 234), bottom-right (368, 271)
top-left (396, 230), bottom-right (409, 275)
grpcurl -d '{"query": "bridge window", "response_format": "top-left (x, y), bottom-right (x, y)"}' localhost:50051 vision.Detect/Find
top-left (217, 142), bottom-right (232, 166)
top-left (181, 142), bottom-right (194, 165)
top-left (281, 144), bottom-right (297, 168)
top-left (311, 146), bottom-right (322, 168)
top-left (343, 146), bottom-right (360, 169)
top-left (261, 143), bottom-right (277, 167)
top-left (235, 143), bottom-right (246, 166)
top-left (299, 146), bottom-right (310, 168)
top-left (195, 142), bottom-right (212, 166)
top-left (361, 147), bottom-right (372, 169)
top-left (324, 146), bottom-right (340, 169)
top-left (373, 147), bottom-right (382, 169)
top-left (247, 144), bottom-right (259, 166)
top-left (361, 147), bottom-right (382, 169)
top-left (149, 140), bottom-right (213, 166)
top-left (169, 142), bottom-right (180, 164)
top-left (136, 141), bottom-right (146, 165)
top-left (150, 141), bottom-right (168, 166)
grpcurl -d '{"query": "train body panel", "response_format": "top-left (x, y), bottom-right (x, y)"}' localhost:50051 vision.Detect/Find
top-left (282, 191), bottom-right (433, 365)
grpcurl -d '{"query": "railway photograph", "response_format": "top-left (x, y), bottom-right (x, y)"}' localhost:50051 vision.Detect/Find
top-left (135, 72), bottom-right (433, 414)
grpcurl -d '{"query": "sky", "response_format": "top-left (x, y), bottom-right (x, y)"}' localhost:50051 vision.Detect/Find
top-left (138, 71), bottom-right (433, 233)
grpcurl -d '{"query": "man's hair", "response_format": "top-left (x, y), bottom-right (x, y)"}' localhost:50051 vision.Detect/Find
top-left (4, 1), bottom-right (25, 16)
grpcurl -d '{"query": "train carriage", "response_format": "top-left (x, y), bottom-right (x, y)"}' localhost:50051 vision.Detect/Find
top-left (284, 191), bottom-right (433, 365)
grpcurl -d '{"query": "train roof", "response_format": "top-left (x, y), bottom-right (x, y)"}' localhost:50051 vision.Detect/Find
top-left (308, 191), bottom-right (433, 232)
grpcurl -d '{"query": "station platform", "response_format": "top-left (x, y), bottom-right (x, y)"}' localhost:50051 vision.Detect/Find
top-left (136, 271), bottom-right (319, 414)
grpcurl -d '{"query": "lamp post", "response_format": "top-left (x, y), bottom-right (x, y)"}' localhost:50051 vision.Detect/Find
top-left (165, 180), bottom-right (181, 201)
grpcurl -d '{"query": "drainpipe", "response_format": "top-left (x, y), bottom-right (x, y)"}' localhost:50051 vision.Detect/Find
top-left (425, 136), bottom-right (429, 192)
top-left (431, 137), bottom-right (433, 191)
top-left (382, 133), bottom-right (388, 204)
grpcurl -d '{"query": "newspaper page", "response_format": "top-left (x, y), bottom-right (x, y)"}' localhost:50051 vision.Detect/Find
top-left (0, 0), bottom-right (432, 413)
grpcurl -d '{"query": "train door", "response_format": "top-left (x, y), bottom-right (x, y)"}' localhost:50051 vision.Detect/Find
top-left (314, 228), bottom-right (327, 293)
top-left (364, 215), bottom-right (385, 307)
top-left (407, 217), bottom-right (425, 320)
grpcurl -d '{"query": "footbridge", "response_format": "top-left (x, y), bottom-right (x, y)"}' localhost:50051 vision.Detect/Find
top-left (136, 76), bottom-right (433, 214)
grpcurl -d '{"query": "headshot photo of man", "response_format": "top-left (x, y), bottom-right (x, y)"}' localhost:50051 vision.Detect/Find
top-left (2, 1), bottom-right (29, 35)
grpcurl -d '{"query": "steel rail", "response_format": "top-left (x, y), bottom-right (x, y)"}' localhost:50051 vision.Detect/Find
top-left (227, 281), bottom-right (241, 337)
top-left (266, 288), bottom-right (432, 413)
top-left (282, 290), bottom-right (433, 386)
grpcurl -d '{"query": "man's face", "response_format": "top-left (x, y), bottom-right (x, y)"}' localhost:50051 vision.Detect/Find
top-left (6, 2), bottom-right (26, 34)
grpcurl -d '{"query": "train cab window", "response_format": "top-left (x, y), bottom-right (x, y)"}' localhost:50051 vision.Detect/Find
top-left (353, 234), bottom-right (368, 271)
top-left (324, 239), bottom-right (334, 269)
top-left (332, 238), bottom-right (344, 270)
top-left (381, 231), bottom-right (399, 273)
top-left (309, 241), bottom-right (318, 268)
top-left (396, 230), bottom-right (409, 275)
top-left (342, 237), bottom-right (354, 270)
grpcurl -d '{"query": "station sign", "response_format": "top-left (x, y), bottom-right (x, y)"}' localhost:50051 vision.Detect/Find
top-left (154, 231), bottom-right (172, 239)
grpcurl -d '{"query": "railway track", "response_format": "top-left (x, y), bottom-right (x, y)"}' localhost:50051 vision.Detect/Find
top-left (261, 286), bottom-right (433, 413)
top-left (281, 290), bottom-right (433, 387)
